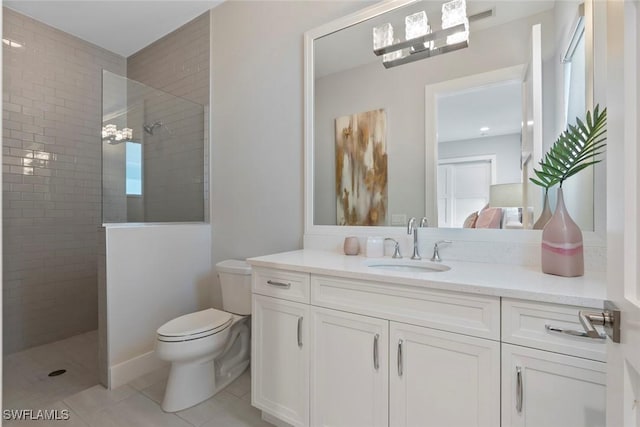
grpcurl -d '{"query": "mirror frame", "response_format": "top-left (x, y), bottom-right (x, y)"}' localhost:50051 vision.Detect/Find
top-left (303, 0), bottom-right (605, 246)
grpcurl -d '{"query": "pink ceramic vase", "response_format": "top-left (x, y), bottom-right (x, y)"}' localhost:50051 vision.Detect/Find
top-left (541, 188), bottom-right (584, 277)
top-left (533, 191), bottom-right (553, 230)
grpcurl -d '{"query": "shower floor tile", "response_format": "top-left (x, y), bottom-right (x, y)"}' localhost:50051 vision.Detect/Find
top-left (3, 330), bottom-right (99, 411)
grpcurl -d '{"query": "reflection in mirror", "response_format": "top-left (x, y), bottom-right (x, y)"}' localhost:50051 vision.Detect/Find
top-left (436, 80), bottom-right (523, 228)
top-left (311, 0), bottom-right (597, 231)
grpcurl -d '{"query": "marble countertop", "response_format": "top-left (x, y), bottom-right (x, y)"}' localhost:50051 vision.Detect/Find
top-left (247, 249), bottom-right (607, 308)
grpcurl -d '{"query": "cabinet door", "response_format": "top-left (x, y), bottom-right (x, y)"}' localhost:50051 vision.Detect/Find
top-left (311, 307), bottom-right (389, 427)
top-left (389, 322), bottom-right (500, 427)
top-left (501, 343), bottom-right (606, 427)
top-left (252, 295), bottom-right (309, 427)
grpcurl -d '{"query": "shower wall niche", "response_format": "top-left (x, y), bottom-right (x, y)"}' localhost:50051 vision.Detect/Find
top-left (102, 70), bottom-right (205, 223)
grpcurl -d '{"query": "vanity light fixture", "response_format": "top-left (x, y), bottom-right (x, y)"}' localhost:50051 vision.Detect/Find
top-left (373, 0), bottom-right (469, 69)
top-left (102, 124), bottom-right (133, 145)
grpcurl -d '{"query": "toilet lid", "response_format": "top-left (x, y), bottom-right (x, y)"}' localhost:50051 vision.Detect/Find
top-left (157, 308), bottom-right (233, 339)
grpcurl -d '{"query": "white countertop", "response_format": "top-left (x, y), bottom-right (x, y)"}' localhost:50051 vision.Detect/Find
top-left (247, 249), bottom-right (607, 308)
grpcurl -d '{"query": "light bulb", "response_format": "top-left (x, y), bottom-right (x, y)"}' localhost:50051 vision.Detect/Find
top-left (442, 0), bottom-right (469, 45)
top-left (405, 11), bottom-right (432, 50)
top-left (373, 23), bottom-right (394, 51)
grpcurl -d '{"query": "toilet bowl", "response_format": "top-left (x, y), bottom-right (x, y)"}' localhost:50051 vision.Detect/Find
top-left (155, 260), bottom-right (252, 412)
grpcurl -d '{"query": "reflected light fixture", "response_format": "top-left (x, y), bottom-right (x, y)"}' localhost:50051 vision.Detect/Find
top-left (2, 38), bottom-right (23, 48)
top-left (373, 0), bottom-right (470, 69)
top-left (102, 124), bottom-right (133, 145)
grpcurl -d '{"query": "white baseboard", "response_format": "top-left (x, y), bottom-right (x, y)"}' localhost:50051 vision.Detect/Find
top-left (262, 412), bottom-right (293, 427)
top-left (109, 350), bottom-right (168, 389)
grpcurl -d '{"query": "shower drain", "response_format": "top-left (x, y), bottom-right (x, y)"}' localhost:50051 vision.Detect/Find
top-left (48, 369), bottom-right (66, 377)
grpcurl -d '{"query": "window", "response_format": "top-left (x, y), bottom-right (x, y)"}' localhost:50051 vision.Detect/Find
top-left (126, 142), bottom-right (142, 196)
top-left (563, 20), bottom-right (586, 128)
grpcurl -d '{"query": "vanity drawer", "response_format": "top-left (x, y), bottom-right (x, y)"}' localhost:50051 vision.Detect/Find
top-left (502, 298), bottom-right (606, 361)
top-left (310, 275), bottom-right (500, 340)
top-left (252, 268), bottom-right (310, 304)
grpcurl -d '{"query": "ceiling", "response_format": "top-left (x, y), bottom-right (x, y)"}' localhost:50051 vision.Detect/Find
top-left (3, 1), bottom-right (223, 57)
top-left (437, 79), bottom-right (522, 142)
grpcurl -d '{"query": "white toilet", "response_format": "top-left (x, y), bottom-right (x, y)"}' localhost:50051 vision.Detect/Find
top-left (156, 259), bottom-right (252, 412)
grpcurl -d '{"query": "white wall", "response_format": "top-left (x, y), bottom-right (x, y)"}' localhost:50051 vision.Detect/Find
top-left (439, 134), bottom-right (522, 184)
top-left (208, 1), bottom-right (370, 308)
top-left (313, 9), bottom-right (555, 226)
top-left (549, 0), bottom-right (595, 231)
top-left (104, 224), bottom-right (211, 388)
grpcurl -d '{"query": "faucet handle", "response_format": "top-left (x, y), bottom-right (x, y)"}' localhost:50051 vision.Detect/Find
top-left (431, 240), bottom-right (452, 262)
top-left (419, 217), bottom-right (429, 227)
top-left (384, 238), bottom-right (402, 259)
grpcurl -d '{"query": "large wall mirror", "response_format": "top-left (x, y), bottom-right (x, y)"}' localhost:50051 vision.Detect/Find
top-left (305, 0), bottom-right (604, 237)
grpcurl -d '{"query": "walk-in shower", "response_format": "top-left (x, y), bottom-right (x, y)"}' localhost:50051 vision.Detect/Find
top-left (102, 70), bottom-right (206, 223)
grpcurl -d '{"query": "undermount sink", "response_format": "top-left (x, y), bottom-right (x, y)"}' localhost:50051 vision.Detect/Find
top-left (365, 260), bottom-right (451, 273)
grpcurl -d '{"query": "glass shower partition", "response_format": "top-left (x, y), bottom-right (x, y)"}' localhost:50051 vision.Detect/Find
top-left (101, 70), bottom-right (206, 223)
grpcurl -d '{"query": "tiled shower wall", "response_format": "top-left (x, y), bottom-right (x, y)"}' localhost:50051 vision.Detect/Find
top-left (127, 11), bottom-right (210, 222)
top-left (2, 8), bottom-right (126, 353)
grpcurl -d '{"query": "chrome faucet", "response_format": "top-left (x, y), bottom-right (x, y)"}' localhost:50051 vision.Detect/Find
top-left (384, 238), bottom-right (402, 259)
top-left (431, 240), bottom-right (452, 262)
top-left (407, 218), bottom-right (421, 260)
top-left (420, 217), bottom-right (429, 227)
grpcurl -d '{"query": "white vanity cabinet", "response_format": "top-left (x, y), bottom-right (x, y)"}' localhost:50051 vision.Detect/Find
top-left (310, 307), bottom-right (388, 427)
top-left (310, 307), bottom-right (501, 427)
top-left (500, 298), bottom-right (607, 427)
top-left (501, 343), bottom-right (606, 427)
top-left (252, 268), bottom-right (502, 427)
top-left (252, 293), bottom-right (310, 427)
top-left (389, 322), bottom-right (500, 427)
top-left (250, 264), bottom-right (606, 427)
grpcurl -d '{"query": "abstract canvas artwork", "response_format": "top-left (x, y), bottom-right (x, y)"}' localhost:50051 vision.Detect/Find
top-left (335, 109), bottom-right (388, 225)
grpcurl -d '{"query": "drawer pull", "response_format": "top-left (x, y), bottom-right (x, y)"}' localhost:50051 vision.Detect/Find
top-left (516, 366), bottom-right (523, 414)
top-left (545, 324), bottom-right (606, 340)
top-left (397, 339), bottom-right (403, 377)
top-left (297, 317), bottom-right (303, 347)
top-left (267, 280), bottom-right (291, 289)
top-left (373, 334), bottom-right (380, 370)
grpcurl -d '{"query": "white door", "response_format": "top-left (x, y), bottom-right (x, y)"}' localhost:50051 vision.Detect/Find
top-left (606, 1), bottom-right (640, 425)
top-left (252, 295), bottom-right (310, 427)
top-left (389, 322), bottom-right (500, 427)
top-left (437, 160), bottom-right (492, 227)
top-left (310, 307), bottom-right (388, 427)
top-left (437, 165), bottom-right (452, 227)
top-left (522, 23), bottom-right (543, 224)
top-left (501, 343), bottom-right (606, 427)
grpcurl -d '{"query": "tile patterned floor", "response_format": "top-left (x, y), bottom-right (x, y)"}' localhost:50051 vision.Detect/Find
top-left (3, 331), bottom-right (99, 412)
top-left (3, 332), bottom-right (272, 427)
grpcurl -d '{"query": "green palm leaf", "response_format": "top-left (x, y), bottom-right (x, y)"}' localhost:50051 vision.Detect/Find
top-left (530, 105), bottom-right (607, 189)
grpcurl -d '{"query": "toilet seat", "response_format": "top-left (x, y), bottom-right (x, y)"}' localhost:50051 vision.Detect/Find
top-left (157, 308), bottom-right (233, 342)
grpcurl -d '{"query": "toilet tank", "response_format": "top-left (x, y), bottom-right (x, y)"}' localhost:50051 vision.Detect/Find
top-left (216, 260), bottom-right (252, 315)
